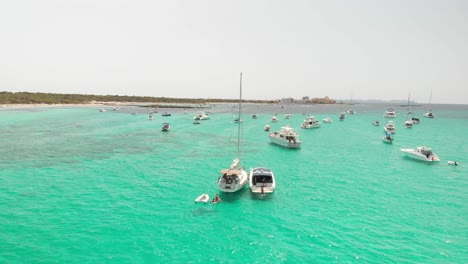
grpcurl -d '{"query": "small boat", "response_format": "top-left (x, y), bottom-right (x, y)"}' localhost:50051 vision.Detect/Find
top-left (249, 167), bottom-right (275, 194)
top-left (383, 108), bottom-right (396, 118)
top-left (401, 146), bottom-right (440, 162)
top-left (372, 120), bottom-right (380, 126)
top-left (271, 115), bottom-right (278, 122)
top-left (269, 125), bottom-right (301, 148)
top-left (193, 120), bottom-right (201, 124)
top-left (161, 123), bottom-right (170, 132)
top-left (301, 115), bottom-right (321, 129)
top-left (162, 112), bottom-right (171, 116)
top-left (194, 194), bottom-right (210, 203)
top-left (382, 132), bottom-right (394, 144)
top-left (404, 120), bottom-right (413, 128)
top-left (423, 110), bottom-right (435, 118)
top-left (252, 114), bottom-right (258, 119)
top-left (322, 117), bottom-right (333, 123)
top-left (264, 124), bottom-right (271, 131)
top-left (99, 108), bottom-right (106, 112)
top-left (148, 114), bottom-right (154, 120)
top-left (211, 194), bottom-right (222, 204)
top-left (347, 109), bottom-right (356, 114)
top-left (412, 117), bottom-right (420, 124)
top-left (448, 161), bottom-right (459, 166)
top-left (194, 111), bottom-right (210, 120)
top-left (384, 120), bottom-right (396, 134)
top-left (234, 117), bottom-right (242, 123)
top-left (339, 112), bottom-right (346, 121)
top-left (113, 107), bottom-right (120, 111)
top-left (285, 114), bottom-right (292, 119)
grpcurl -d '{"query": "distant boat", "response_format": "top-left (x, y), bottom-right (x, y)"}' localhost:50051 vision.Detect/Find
top-left (347, 109), bottom-right (356, 114)
top-left (249, 167), bottom-right (276, 194)
top-left (372, 120), bottom-right (380, 126)
top-left (382, 132), bottom-right (394, 144)
top-left (301, 115), bottom-right (321, 129)
top-left (264, 124), bottom-right (271, 131)
top-left (423, 90), bottom-right (435, 118)
top-left (161, 123), bottom-right (170, 132)
top-left (383, 108), bottom-right (396, 118)
top-left (252, 114), bottom-right (258, 119)
top-left (339, 112), bottom-right (346, 121)
top-left (194, 111), bottom-right (210, 120)
top-left (99, 108), bottom-right (106, 112)
top-left (162, 112), bottom-right (171, 116)
top-left (285, 114), bottom-right (292, 119)
top-left (384, 120), bottom-right (396, 134)
top-left (322, 117), bottom-right (333, 123)
top-left (271, 115), bottom-right (278, 122)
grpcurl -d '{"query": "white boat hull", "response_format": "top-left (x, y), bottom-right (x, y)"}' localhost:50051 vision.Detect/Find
top-left (249, 167), bottom-right (275, 194)
top-left (269, 134), bottom-right (301, 148)
top-left (401, 148), bottom-right (440, 162)
top-left (217, 169), bottom-right (248, 192)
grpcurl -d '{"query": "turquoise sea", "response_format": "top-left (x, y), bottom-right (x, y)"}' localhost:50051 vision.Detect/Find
top-left (1, 103), bottom-right (467, 263)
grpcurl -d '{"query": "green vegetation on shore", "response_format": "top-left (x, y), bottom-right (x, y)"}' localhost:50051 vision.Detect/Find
top-left (0, 92), bottom-right (277, 105)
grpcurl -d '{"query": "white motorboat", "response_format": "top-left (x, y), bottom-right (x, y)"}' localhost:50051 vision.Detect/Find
top-left (322, 117), bottom-right (333, 123)
top-left (194, 111), bottom-right (210, 120)
top-left (384, 120), bottom-right (396, 134)
top-left (423, 110), bottom-right (435, 118)
top-left (285, 114), bottom-right (292, 119)
top-left (401, 146), bottom-right (440, 162)
top-left (249, 167), bottom-right (275, 194)
top-left (301, 115), bottom-right (321, 129)
top-left (264, 124), bottom-right (271, 131)
top-left (404, 120), bottom-right (413, 128)
top-left (372, 120), bottom-right (380, 126)
top-left (99, 108), bottom-right (106, 112)
top-left (347, 109), bottom-right (356, 114)
top-left (269, 125), bottom-right (301, 148)
top-left (339, 112), bottom-right (346, 121)
top-left (161, 123), bottom-right (170, 132)
top-left (382, 132), bottom-right (394, 144)
top-left (271, 115), bottom-right (278, 122)
top-left (412, 117), bottom-right (420, 124)
top-left (148, 113), bottom-right (154, 120)
top-left (217, 73), bottom-right (248, 193)
top-left (383, 108), bottom-right (396, 118)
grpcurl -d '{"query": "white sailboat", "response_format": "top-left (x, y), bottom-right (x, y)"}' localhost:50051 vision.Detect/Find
top-left (423, 90), bottom-right (435, 118)
top-left (404, 93), bottom-right (413, 128)
top-left (217, 73), bottom-right (248, 193)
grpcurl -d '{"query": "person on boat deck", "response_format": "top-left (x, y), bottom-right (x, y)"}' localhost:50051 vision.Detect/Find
top-left (211, 194), bottom-right (221, 203)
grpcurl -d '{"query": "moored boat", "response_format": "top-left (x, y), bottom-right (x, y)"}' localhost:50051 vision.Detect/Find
top-left (249, 167), bottom-right (275, 194)
top-left (401, 146), bottom-right (440, 162)
top-left (269, 125), bottom-right (301, 148)
top-left (301, 115), bottom-right (321, 129)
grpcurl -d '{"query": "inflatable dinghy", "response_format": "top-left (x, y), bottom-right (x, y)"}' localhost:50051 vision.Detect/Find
top-left (448, 161), bottom-right (459, 166)
top-left (194, 194), bottom-right (210, 203)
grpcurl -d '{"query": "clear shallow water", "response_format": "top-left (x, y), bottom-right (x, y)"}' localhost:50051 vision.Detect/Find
top-left (0, 104), bottom-right (467, 263)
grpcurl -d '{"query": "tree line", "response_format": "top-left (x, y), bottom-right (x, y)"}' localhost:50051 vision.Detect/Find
top-left (0, 92), bottom-right (277, 105)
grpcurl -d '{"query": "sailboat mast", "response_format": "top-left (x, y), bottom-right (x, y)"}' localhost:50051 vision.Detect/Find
top-left (237, 72), bottom-right (242, 160)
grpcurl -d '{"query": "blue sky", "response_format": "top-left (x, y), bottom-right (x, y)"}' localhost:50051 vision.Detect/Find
top-left (1, 0), bottom-right (467, 104)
